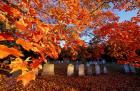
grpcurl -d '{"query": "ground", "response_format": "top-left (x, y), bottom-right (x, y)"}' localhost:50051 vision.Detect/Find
top-left (0, 63), bottom-right (140, 91)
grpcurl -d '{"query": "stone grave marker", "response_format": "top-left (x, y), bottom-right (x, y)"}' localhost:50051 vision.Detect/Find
top-left (78, 64), bottom-right (85, 76)
top-left (103, 66), bottom-right (108, 74)
top-left (67, 64), bottom-right (74, 76)
top-left (75, 64), bottom-right (79, 71)
top-left (102, 59), bottom-right (108, 74)
top-left (94, 62), bottom-right (101, 75)
top-left (86, 63), bottom-right (92, 75)
top-left (129, 65), bottom-right (136, 73)
top-left (123, 64), bottom-right (130, 73)
top-left (42, 63), bottom-right (54, 76)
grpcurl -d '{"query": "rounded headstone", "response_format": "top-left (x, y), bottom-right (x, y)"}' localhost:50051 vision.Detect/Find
top-left (102, 59), bottom-right (106, 64)
top-left (42, 64), bottom-right (54, 76)
top-left (67, 64), bottom-right (74, 76)
top-left (78, 64), bottom-right (85, 76)
top-left (123, 64), bottom-right (130, 73)
top-left (95, 64), bottom-right (101, 75)
top-left (86, 64), bottom-right (92, 75)
top-left (129, 65), bottom-right (136, 73)
top-left (103, 66), bottom-right (108, 74)
top-left (75, 64), bottom-right (79, 71)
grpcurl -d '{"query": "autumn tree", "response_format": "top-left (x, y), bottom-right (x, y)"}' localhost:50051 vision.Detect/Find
top-left (94, 20), bottom-right (140, 67)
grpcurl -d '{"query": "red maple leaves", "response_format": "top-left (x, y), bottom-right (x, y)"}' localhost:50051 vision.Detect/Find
top-left (94, 21), bottom-right (140, 67)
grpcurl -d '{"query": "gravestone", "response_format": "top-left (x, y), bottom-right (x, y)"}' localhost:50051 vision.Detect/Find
top-left (129, 65), bottom-right (136, 73)
top-left (102, 59), bottom-right (108, 74)
top-left (76, 61), bottom-right (79, 63)
top-left (103, 66), bottom-right (108, 74)
top-left (94, 62), bottom-right (101, 75)
top-left (86, 63), bottom-right (92, 75)
top-left (67, 64), bottom-right (74, 76)
top-left (78, 64), bottom-right (85, 76)
top-left (42, 63), bottom-right (54, 76)
top-left (123, 64), bottom-right (130, 73)
top-left (89, 61), bottom-right (93, 65)
top-left (67, 60), bottom-right (70, 63)
top-left (102, 59), bottom-right (106, 64)
top-left (75, 64), bottom-right (79, 71)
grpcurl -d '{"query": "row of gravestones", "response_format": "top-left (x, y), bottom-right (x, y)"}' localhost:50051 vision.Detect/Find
top-left (123, 64), bottom-right (136, 73)
top-left (41, 63), bottom-right (136, 76)
top-left (67, 64), bottom-right (108, 76)
top-left (41, 63), bottom-right (107, 76)
top-left (11, 63), bottom-right (136, 77)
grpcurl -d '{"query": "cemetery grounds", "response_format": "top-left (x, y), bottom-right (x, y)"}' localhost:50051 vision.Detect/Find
top-left (0, 62), bottom-right (140, 91)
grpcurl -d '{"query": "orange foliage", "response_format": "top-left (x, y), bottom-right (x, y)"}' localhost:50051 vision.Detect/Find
top-left (30, 58), bottom-right (43, 68)
top-left (16, 38), bottom-right (33, 51)
top-left (0, 13), bottom-right (6, 20)
top-left (0, 45), bottom-right (23, 59)
top-left (10, 58), bottom-right (28, 73)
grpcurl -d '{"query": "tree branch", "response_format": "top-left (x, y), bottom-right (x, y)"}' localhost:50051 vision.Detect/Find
top-left (90, 1), bottom-right (109, 14)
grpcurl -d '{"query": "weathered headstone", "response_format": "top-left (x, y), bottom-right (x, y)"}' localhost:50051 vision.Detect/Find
top-left (76, 61), bottom-right (79, 63)
top-left (103, 66), bottom-right (108, 74)
top-left (78, 64), bottom-right (85, 76)
top-left (102, 59), bottom-right (108, 74)
top-left (75, 64), bottom-right (79, 71)
top-left (129, 65), bottom-right (136, 73)
top-left (102, 59), bottom-right (106, 64)
top-left (123, 64), bottom-right (130, 73)
top-left (89, 61), bottom-right (93, 65)
top-left (42, 63), bottom-right (54, 76)
top-left (67, 64), bottom-right (74, 76)
top-left (95, 62), bottom-right (101, 75)
top-left (67, 60), bottom-right (70, 63)
top-left (86, 64), bottom-right (92, 75)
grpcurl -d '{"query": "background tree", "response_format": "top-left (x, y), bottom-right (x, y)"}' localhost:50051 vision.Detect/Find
top-left (94, 21), bottom-right (140, 67)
